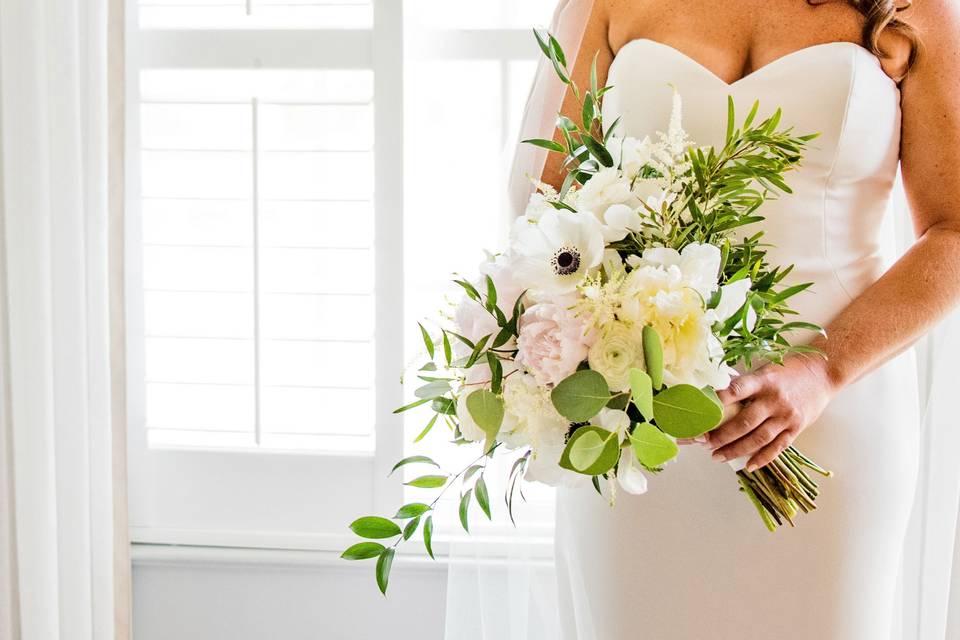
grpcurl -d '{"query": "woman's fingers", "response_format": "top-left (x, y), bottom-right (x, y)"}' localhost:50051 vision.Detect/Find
top-left (705, 399), bottom-right (770, 451)
top-left (676, 436), bottom-right (707, 446)
top-left (711, 418), bottom-right (785, 463)
top-left (745, 431), bottom-right (793, 472)
top-left (716, 372), bottom-right (765, 405)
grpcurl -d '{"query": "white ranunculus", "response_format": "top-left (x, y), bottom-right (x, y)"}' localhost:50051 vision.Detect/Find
top-left (510, 209), bottom-right (605, 297)
top-left (587, 323), bottom-right (646, 392)
top-left (616, 448), bottom-right (649, 495)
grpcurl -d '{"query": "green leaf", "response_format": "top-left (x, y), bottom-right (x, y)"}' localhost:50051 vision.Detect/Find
top-left (642, 325), bottom-right (664, 390)
top-left (432, 397), bottom-right (456, 415)
top-left (523, 138), bottom-right (565, 153)
top-left (582, 92), bottom-right (595, 130)
top-left (414, 380), bottom-right (451, 399)
top-left (466, 389), bottom-right (504, 443)
top-left (475, 476), bottom-right (492, 520)
top-left (488, 352), bottom-right (504, 395)
top-left (418, 322), bottom-right (434, 359)
top-left (629, 368), bottom-right (654, 421)
top-left (413, 414), bottom-right (439, 443)
top-left (349, 516), bottom-right (401, 539)
top-left (403, 516), bottom-right (420, 541)
top-left (652, 384), bottom-right (724, 438)
top-left (394, 502), bottom-right (432, 519)
top-left (725, 95), bottom-right (736, 145)
top-left (551, 370), bottom-right (610, 422)
top-left (376, 548), bottom-right (395, 595)
top-left (390, 455), bottom-right (439, 476)
top-left (442, 332), bottom-right (452, 366)
top-left (341, 541), bottom-right (385, 560)
top-left (629, 422), bottom-right (679, 468)
top-left (423, 515), bottom-right (435, 559)
top-left (404, 474), bottom-right (448, 489)
top-left (459, 489), bottom-right (472, 533)
top-left (582, 135), bottom-right (614, 167)
top-left (392, 397), bottom-right (431, 414)
top-left (559, 426), bottom-right (620, 476)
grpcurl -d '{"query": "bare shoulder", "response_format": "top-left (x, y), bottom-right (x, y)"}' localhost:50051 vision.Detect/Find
top-left (900, 0), bottom-right (960, 71)
top-left (897, 0), bottom-right (960, 232)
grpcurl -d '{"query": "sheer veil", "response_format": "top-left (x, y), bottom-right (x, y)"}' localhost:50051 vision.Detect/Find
top-left (446, 3), bottom-right (960, 637)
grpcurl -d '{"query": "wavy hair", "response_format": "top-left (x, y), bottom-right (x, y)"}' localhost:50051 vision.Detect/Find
top-left (810, 0), bottom-right (921, 75)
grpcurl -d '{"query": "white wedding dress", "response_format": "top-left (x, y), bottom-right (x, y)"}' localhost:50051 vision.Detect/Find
top-left (554, 39), bottom-right (920, 639)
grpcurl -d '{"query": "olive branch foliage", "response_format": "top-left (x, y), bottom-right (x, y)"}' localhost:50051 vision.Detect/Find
top-left (342, 29), bottom-right (825, 594)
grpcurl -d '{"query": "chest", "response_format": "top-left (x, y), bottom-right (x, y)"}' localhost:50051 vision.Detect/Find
top-left (605, 0), bottom-right (904, 84)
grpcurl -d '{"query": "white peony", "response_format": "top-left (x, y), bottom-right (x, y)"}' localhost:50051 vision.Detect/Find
top-left (634, 243), bottom-right (722, 299)
top-left (619, 243), bottom-right (737, 389)
top-left (576, 168), bottom-right (643, 242)
top-left (511, 209), bottom-right (605, 297)
top-left (524, 442), bottom-right (589, 488)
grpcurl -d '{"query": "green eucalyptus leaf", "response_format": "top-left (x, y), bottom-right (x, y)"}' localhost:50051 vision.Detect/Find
top-left (642, 325), bottom-right (665, 389)
top-left (349, 516), bottom-right (401, 540)
top-left (629, 368), bottom-right (654, 421)
top-left (629, 422), bottom-right (679, 468)
top-left (389, 455), bottom-right (439, 476)
top-left (394, 502), bottom-right (432, 519)
top-left (414, 380), bottom-right (451, 399)
top-left (376, 548), bottom-right (395, 595)
top-left (551, 370), bottom-right (610, 422)
top-left (404, 474), bottom-right (448, 489)
top-left (559, 426), bottom-right (619, 476)
top-left (403, 515), bottom-right (421, 541)
top-left (341, 541), bottom-right (385, 561)
top-left (423, 515), bottom-right (435, 559)
top-left (459, 488), bottom-right (472, 533)
top-left (475, 476), bottom-right (492, 520)
top-left (466, 389), bottom-right (504, 442)
top-left (652, 384), bottom-right (724, 438)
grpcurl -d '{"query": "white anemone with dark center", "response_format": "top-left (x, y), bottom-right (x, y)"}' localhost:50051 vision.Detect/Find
top-left (510, 209), bottom-right (605, 298)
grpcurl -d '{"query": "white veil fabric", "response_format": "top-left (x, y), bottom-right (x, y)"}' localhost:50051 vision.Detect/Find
top-left (446, 3), bottom-right (960, 637)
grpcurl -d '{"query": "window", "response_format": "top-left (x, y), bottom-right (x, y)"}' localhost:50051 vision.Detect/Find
top-left (127, 0), bottom-right (555, 549)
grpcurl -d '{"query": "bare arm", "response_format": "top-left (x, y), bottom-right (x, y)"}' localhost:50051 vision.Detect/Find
top-left (707, 1), bottom-right (960, 470)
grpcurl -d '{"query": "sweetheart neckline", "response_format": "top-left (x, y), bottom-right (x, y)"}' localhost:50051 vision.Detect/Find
top-left (612, 38), bottom-right (896, 89)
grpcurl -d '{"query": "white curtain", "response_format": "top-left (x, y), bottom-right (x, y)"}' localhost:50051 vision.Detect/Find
top-left (0, 0), bottom-right (126, 637)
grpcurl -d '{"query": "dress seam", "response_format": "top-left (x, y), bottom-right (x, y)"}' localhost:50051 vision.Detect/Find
top-left (821, 47), bottom-right (858, 303)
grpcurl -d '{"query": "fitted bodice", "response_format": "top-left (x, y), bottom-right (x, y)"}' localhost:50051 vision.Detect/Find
top-left (601, 39), bottom-right (902, 326)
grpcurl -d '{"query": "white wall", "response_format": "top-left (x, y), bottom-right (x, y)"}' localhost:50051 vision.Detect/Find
top-left (132, 546), bottom-right (447, 640)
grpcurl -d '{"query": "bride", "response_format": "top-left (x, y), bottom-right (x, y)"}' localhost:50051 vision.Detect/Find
top-left (510, 0), bottom-right (960, 638)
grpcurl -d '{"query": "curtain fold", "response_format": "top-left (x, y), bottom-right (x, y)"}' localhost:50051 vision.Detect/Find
top-left (0, 0), bottom-right (130, 636)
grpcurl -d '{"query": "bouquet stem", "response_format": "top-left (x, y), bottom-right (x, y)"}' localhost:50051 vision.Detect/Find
top-left (737, 446), bottom-right (832, 531)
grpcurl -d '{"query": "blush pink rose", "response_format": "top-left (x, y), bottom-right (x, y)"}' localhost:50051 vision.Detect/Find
top-left (515, 303), bottom-right (594, 387)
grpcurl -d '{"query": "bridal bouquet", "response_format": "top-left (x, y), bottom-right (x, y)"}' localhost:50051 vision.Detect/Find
top-left (343, 31), bottom-right (830, 593)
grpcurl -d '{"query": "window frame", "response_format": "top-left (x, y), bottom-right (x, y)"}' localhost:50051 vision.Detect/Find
top-left (124, 0), bottom-right (546, 551)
